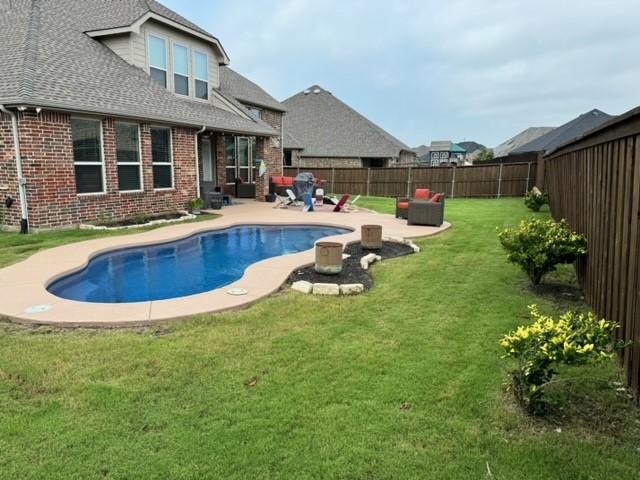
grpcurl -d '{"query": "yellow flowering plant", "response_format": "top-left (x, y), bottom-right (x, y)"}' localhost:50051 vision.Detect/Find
top-left (498, 218), bottom-right (587, 285)
top-left (500, 305), bottom-right (622, 414)
top-left (524, 187), bottom-right (549, 212)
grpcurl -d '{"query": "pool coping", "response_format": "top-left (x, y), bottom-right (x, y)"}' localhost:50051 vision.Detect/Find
top-left (0, 201), bottom-right (450, 327)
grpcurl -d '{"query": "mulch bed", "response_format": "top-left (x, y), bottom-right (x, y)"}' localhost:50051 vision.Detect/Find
top-left (287, 241), bottom-right (415, 290)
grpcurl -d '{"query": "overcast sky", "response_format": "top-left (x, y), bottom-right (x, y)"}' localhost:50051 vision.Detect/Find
top-left (164, 0), bottom-right (640, 148)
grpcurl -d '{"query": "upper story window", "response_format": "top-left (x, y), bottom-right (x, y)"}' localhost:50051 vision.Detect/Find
top-left (194, 51), bottom-right (209, 100)
top-left (149, 34), bottom-right (168, 88)
top-left (71, 118), bottom-right (104, 194)
top-left (173, 43), bottom-right (189, 96)
top-left (248, 107), bottom-right (262, 120)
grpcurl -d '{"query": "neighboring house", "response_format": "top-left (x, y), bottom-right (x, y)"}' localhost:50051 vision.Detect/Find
top-left (493, 127), bottom-right (555, 158)
top-left (510, 109), bottom-right (613, 155)
top-left (282, 86), bottom-right (415, 168)
top-left (423, 141), bottom-right (468, 166)
top-left (457, 141), bottom-right (485, 163)
top-left (0, 0), bottom-right (285, 231)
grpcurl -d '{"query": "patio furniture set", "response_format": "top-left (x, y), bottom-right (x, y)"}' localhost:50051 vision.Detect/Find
top-left (395, 189), bottom-right (445, 226)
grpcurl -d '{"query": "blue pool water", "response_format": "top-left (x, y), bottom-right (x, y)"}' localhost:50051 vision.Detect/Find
top-left (48, 225), bottom-right (350, 303)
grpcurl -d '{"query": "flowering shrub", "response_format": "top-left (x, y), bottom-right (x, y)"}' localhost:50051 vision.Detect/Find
top-left (498, 218), bottom-right (587, 284)
top-left (500, 305), bottom-right (621, 414)
top-left (524, 187), bottom-right (548, 212)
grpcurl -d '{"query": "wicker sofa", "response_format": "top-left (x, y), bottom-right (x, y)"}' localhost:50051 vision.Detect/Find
top-left (407, 197), bottom-right (445, 226)
top-left (396, 188), bottom-right (432, 219)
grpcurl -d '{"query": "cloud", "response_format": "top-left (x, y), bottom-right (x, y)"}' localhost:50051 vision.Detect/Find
top-left (164, 0), bottom-right (640, 146)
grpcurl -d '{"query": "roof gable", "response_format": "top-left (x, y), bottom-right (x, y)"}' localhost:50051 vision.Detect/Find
top-left (282, 86), bottom-right (411, 158)
top-left (219, 67), bottom-right (285, 112)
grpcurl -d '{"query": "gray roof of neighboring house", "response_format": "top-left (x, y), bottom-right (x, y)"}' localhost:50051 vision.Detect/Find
top-left (494, 127), bottom-right (556, 157)
top-left (284, 129), bottom-right (304, 149)
top-left (413, 145), bottom-right (430, 157)
top-left (0, 0), bottom-right (276, 137)
top-left (512, 109), bottom-right (613, 154)
top-left (457, 141), bottom-right (485, 154)
top-left (282, 86), bottom-right (412, 158)
top-left (219, 67), bottom-right (285, 113)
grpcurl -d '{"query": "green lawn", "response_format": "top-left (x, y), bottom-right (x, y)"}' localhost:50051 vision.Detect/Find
top-left (1, 198), bottom-right (639, 479)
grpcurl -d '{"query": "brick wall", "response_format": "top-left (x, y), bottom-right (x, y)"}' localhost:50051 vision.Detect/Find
top-left (0, 113), bottom-right (21, 228)
top-left (255, 108), bottom-right (283, 201)
top-left (292, 156), bottom-right (364, 168)
top-left (3, 110), bottom-right (198, 230)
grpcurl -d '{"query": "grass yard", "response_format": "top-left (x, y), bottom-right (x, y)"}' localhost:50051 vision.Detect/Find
top-left (1, 198), bottom-right (639, 479)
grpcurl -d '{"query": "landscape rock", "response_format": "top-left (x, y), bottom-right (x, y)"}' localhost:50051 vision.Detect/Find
top-left (340, 283), bottom-right (364, 295)
top-left (360, 253), bottom-right (382, 270)
top-left (312, 283), bottom-right (340, 296)
top-left (291, 280), bottom-right (313, 294)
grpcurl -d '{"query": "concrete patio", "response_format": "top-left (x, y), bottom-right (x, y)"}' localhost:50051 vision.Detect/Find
top-left (0, 201), bottom-right (450, 327)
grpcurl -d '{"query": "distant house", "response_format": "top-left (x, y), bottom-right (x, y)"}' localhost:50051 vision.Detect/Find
top-left (511, 109), bottom-right (613, 155)
top-left (458, 141), bottom-right (485, 162)
top-left (421, 141), bottom-right (468, 166)
top-left (282, 86), bottom-right (415, 168)
top-left (493, 127), bottom-right (555, 158)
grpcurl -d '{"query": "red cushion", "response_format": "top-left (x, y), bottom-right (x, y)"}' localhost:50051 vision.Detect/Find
top-left (270, 176), bottom-right (284, 185)
top-left (431, 193), bottom-right (443, 203)
top-left (283, 177), bottom-right (294, 186)
top-left (398, 201), bottom-right (410, 209)
top-left (415, 188), bottom-right (431, 200)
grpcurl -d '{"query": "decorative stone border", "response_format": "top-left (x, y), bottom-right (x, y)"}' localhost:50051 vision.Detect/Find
top-left (383, 235), bottom-right (421, 253)
top-left (79, 212), bottom-right (196, 231)
top-left (291, 280), bottom-right (365, 296)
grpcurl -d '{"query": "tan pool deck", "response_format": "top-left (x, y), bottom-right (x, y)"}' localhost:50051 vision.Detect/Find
top-left (0, 201), bottom-right (450, 327)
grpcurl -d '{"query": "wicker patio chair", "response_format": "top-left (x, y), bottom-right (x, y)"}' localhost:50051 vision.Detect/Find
top-left (396, 188), bottom-right (431, 219)
top-left (408, 195), bottom-right (445, 226)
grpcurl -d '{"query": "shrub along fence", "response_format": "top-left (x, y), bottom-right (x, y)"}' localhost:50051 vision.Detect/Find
top-left (544, 107), bottom-right (640, 401)
top-left (283, 162), bottom-right (536, 198)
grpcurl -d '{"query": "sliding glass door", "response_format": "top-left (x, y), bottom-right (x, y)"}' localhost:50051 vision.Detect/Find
top-left (225, 136), bottom-right (256, 184)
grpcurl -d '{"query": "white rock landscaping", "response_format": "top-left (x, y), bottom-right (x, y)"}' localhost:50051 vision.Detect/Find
top-left (291, 280), bottom-right (313, 294)
top-left (340, 284), bottom-right (364, 295)
top-left (312, 283), bottom-right (341, 296)
top-left (360, 253), bottom-right (382, 270)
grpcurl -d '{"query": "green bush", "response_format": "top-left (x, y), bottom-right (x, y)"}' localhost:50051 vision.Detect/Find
top-left (524, 187), bottom-right (548, 212)
top-left (500, 305), bottom-right (622, 414)
top-left (189, 198), bottom-right (205, 211)
top-left (498, 218), bottom-right (587, 285)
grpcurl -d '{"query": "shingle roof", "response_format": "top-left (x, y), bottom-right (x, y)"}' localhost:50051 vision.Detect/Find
top-left (512, 110), bottom-right (613, 154)
top-left (0, 0), bottom-right (275, 136)
top-left (494, 127), bottom-right (556, 157)
top-left (219, 67), bottom-right (285, 112)
top-left (282, 86), bottom-right (411, 158)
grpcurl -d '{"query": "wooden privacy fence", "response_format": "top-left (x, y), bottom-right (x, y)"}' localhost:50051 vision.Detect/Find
top-left (284, 162), bottom-right (536, 198)
top-left (544, 109), bottom-right (640, 400)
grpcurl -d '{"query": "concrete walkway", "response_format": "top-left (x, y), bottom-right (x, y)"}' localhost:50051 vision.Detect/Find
top-left (0, 201), bottom-right (450, 327)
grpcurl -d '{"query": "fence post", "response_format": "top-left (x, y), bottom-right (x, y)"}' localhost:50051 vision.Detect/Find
top-left (366, 168), bottom-right (371, 197)
top-left (525, 162), bottom-right (531, 194)
top-left (331, 167), bottom-right (335, 194)
top-left (451, 166), bottom-right (456, 199)
top-left (497, 163), bottom-right (503, 198)
top-left (407, 167), bottom-right (412, 197)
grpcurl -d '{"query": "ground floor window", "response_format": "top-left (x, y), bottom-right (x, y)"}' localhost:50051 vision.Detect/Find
top-left (283, 150), bottom-right (293, 167)
top-left (115, 122), bottom-right (142, 191)
top-left (225, 136), bottom-right (257, 184)
top-left (151, 127), bottom-right (173, 189)
top-left (71, 118), bottom-right (104, 194)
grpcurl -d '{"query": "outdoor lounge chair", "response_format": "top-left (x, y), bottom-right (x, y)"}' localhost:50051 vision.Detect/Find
top-left (396, 189), bottom-right (431, 219)
top-left (272, 192), bottom-right (290, 209)
top-left (286, 189), bottom-right (301, 206)
top-left (333, 194), bottom-right (350, 212)
top-left (408, 193), bottom-right (445, 226)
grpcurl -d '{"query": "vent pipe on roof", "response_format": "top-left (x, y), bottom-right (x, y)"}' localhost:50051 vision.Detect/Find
top-left (0, 104), bottom-right (29, 233)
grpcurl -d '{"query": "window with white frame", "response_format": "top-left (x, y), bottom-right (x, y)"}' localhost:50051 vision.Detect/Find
top-left (248, 107), bottom-right (262, 120)
top-left (173, 43), bottom-right (189, 96)
top-left (71, 118), bottom-right (104, 194)
top-left (149, 34), bottom-right (168, 88)
top-left (115, 122), bottom-right (142, 191)
top-left (151, 127), bottom-right (173, 189)
top-left (194, 51), bottom-right (209, 100)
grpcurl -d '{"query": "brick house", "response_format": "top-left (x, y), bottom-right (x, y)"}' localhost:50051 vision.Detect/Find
top-left (281, 86), bottom-right (415, 169)
top-left (0, 0), bottom-right (285, 231)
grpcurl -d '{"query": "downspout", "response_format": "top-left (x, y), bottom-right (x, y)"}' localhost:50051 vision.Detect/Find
top-left (0, 105), bottom-right (29, 233)
top-left (194, 125), bottom-right (206, 198)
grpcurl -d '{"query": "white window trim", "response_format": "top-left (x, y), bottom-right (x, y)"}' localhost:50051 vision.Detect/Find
top-left (71, 116), bottom-right (106, 196)
top-left (193, 49), bottom-right (209, 102)
top-left (151, 126), bottom-right (175, 191)
top-left (171, 41), bottom-right (190, 97)
top-left (147, 31), bottom-right (169, 90)
top-left (115, 121), bottom-right (144, 193)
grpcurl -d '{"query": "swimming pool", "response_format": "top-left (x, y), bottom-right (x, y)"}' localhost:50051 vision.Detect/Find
top-left (47, 225), bottom-right (351, 303)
